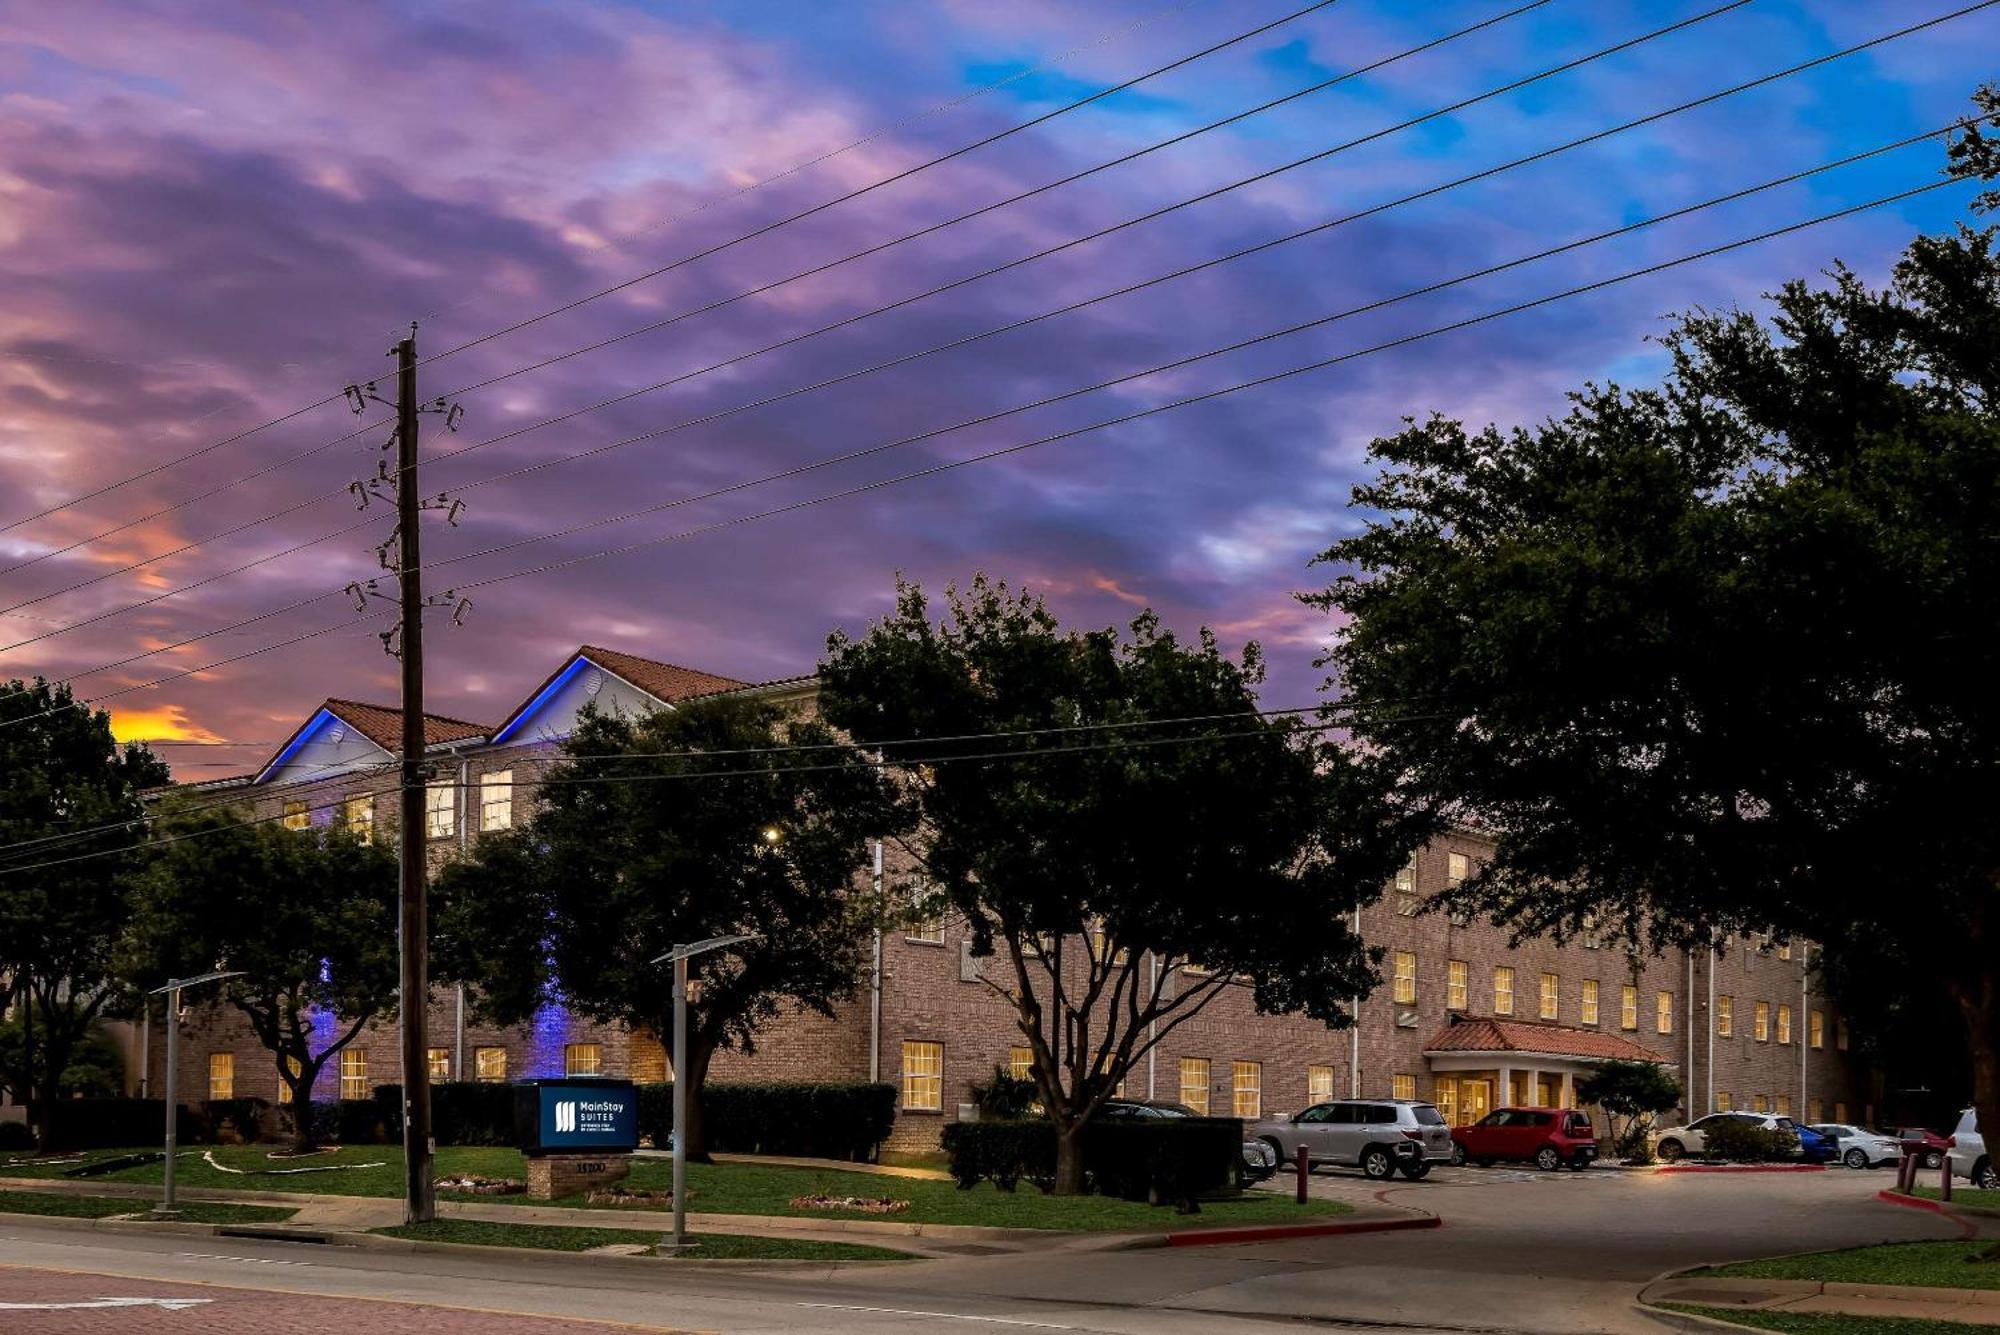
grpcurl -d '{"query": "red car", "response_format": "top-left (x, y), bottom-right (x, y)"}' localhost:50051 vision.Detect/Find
top-left (1897, 1127), bottom-right (1951, 1170)
top-left (1451, 1107), bottom-right (1598, 1171)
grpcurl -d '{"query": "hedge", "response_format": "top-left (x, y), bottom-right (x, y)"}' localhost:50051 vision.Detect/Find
top-left (198, 1098), bottom-right (273, 1144)
top-left (0, 1121), bottom-right (33, 1151)
top-left (635, 1082), bottom-right (897, 1161)
top-left (942, 1116), bottom-right (1244, 1205)
top-left (1700, 1117), bottom-right (1798, 1163)
top-left (40, 1099), bottom-right (195, 1152)
top-left (370, 1082), bottom-right (517, 1146)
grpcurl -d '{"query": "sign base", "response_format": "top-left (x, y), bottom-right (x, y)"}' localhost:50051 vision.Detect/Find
top-left (526, 1152), bottom-right (632, 1200)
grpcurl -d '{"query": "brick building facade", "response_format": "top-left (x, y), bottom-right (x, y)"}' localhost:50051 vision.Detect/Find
top-left (138, 642), bottom-right (1877, 1144)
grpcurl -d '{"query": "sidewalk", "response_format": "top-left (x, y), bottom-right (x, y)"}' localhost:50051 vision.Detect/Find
top-left (1643, 1273), bottom-right (2000, 1327)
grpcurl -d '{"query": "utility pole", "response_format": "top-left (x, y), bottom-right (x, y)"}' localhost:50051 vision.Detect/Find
top-left (344, 326), bottom-right (468, 1227)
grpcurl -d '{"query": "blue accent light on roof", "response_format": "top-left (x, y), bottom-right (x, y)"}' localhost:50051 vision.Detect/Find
top-left (492, 656), bottom-right (592, 745)
top-left (254, 708), bottom-right (340, 784)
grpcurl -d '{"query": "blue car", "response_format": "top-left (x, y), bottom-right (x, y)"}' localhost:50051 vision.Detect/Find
top-left (1781, 1118), bottom-right (1837, 1164)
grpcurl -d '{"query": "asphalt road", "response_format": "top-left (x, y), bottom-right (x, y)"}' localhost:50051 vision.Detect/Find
top-left (0, 1165), bottom-right (1977, 1334)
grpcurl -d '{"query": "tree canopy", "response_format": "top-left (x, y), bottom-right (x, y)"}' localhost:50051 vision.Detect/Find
top-left (819, 576), bottom-right (1413, 1192)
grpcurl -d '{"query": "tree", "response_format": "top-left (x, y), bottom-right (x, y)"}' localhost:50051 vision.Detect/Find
top-left (0, 678), bottom-right (167, 1146)
top-left (819, 576), bottom-right (1413, 1194)
top-left (1305, 102), bottom-right (2000, 1180)
top-left (1575, 1059), bottom-right (1680, 1161)
top-left (433, 694), bottom-right (906, 1158)
top-left (122, 802), bottom-right (399, 1151)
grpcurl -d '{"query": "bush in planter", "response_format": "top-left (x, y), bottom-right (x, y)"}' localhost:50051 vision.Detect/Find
top-left (1700, 1116), bottom-right (1796, 1162)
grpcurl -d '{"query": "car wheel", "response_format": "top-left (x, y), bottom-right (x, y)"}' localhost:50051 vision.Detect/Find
top-left (1361, 1147), bottom-right (1394, 1180)
top-left (1568, 1156), bottom-right (1590, 1171)
top-left (1450, 1142), bottom-right (1468, 1168)
top-left (1925, 1150), bottom-right (1944, 1170)
top-left (1399, 1161), bottom-right (1432, 1181)
top-left (1974, 1159), bottom-right (1997, 1190)
top-left (1843, 1148), bottom-right (1869, 1170)
top-left (1261, 1138), bottom-right (1290, 1173)
top-left (1534, 1146), bottom-right (1562, 1172)
top-left (1656, 1138), bottom-right (1685, 1162)
top-left (1475, 1157), bottom-right (1495, 1168)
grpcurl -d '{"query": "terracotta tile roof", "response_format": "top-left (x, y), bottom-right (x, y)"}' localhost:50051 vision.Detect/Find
top-left (321, 698), bottom-right (490, 752)
top-left (1422, 1015), bottom-right (1668, 1063)
top-left (578, 646), bottom-right (747, 703)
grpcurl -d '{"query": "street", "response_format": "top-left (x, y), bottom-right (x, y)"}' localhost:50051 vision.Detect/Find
top-left (0, 1167), bottom-right (1973, 1333)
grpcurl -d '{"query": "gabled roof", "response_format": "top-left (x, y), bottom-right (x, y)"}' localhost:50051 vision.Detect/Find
top-left (489, 646), bottom-right (750, 745)
top-left (1422, 1015), bottom-right (1667, 1064)
top-left (253, 698), bottom-right (490, 783)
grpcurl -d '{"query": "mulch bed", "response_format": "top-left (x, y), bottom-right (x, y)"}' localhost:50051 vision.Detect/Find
top-left (788, 1195), bottom-right (911, 1215)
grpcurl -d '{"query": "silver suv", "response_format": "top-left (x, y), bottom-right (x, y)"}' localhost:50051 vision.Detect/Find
top-left (1946, 1107), bottom-right (1995, 1188)
top-left (1253, 1098), bottom-right (1455, 1181)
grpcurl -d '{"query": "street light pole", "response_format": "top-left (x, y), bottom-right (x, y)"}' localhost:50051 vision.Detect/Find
top-left (149, 970), bottom-right (243, 1219)
top-left (649, 933), bottom-right (759, 1255)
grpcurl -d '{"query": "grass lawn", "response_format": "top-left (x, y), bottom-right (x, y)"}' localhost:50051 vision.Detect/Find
top-left (1705, 1241), bottom-right (2000, 1291)
top-left (1659, 1305), bottom-right (1991, 1334)
top-left (1, 1147), bottom-right (1349, 1232)
top-left (0, 1189), bottom-right (295, 1225)
top-left (1915, 1185), bottom-right (2000, 1210)
top-left (376, 1218), bottom-right (910, 1260)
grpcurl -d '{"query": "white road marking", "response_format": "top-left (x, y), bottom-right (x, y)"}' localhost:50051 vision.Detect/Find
top-left (176, 1251), bottom-right (313, 1267)
top-left (797, 1302), bottom-right (1075, 1329)
top-left (0, 1297), bottom-right (213, 1311)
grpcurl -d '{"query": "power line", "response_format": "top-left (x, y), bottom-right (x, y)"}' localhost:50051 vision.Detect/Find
top-left (0, 172), bottom-right (1962, 730)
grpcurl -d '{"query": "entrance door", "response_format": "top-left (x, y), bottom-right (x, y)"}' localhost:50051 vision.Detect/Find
top-left (1461, 1079), bottom-right (1493, 1124)
top-left (1536, 1077), bottom-right (1557, 1107)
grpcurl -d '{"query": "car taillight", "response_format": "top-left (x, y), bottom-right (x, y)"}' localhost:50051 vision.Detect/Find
top-left (1402, 1129), bottom-right (1424, 1141)
top-left (1948, 1136), bottom-right (1958, 1149)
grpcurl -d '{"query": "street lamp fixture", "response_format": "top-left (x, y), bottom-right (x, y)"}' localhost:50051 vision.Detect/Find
top-left (147, 969), bottom-right (245, 1219)
top-left (647, 933), bottom-right (759, 1255)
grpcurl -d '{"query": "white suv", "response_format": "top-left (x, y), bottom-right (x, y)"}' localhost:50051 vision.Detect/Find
top-left (1946, 1108), bottom-right (1995, 1188)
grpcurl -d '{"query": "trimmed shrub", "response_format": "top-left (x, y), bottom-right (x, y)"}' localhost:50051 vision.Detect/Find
top-left (307, 1097), bottom-right (389, 1145)
top-left (199, 1098), bottom-right (271, 1145)
top-left (1701, 1117), bottom-right (1796, 1162)
top-left (941, 1120), bottom-right (1056, 1192)
top-left (635, 1082), bottom-right (898, 1161)
top-left (0, 1121), bottom-right (34, 1151)
top-left (42, 1098), bottom-right (192, 1152)
top-left (942, 1116), bottom-right (1243, 1204)
top-left (370, 1082), bottom-right (517, 1146)
top-left (970, 1066), bottom-right (1040, 1121)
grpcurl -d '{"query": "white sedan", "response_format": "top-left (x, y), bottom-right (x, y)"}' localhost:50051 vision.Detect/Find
top-left (1811, 1122), bottom-right (1902, 1169)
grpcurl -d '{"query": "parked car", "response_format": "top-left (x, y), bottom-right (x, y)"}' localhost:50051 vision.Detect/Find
top-left (1652, 1111), bottom-right (1809, 1161)
top-left (1897, 1126), bottom-right (1952, 1170)
top-left (1790, 1121), bottom-right (1837, 1164)
top-left (1098, 1099), bottom-right (1278, 1183)
top-left (1449, 1107), bottom-right (1597, 1171)
top-left (1254, 1098), bottom-right (1455, 1181)
top-left (1945, 1108), bottom-right (1996, 1188)
top-left (1811, 1122), bottom-right (1902, 1169)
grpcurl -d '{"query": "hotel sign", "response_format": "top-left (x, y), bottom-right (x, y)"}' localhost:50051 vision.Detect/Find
top-left (513, 1078), bottom-right (639, 1154)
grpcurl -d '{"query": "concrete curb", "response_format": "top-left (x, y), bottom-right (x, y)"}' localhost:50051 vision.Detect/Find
top-left (1878, 1187), bottom-right (1952, 1213)
top-left (1161, 1211), bottom-right (1441, 1248)
top-left (348, 1230), bottom-right (918, 1269)
top-left (1638, 1302), bottom-right (1771, 1333)
top-left (1654, 1163), bottom-right (1828, 1174)
top-left (0, 1207), bottom-right (275, 1240)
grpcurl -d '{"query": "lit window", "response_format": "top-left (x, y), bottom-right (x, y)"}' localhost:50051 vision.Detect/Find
top-left (1539, 972), bottom-right (1560, 1021)
top-left (1834, 1101), bottom-right (1848, 1123)
top-left (427, 1047), bottom-right (450, 1081)
top-left (1308, 1064), bottom-right (1336, 1103)
top-left (1753, 1094), bottom-right (1769, 1113)
top-left (207, 1053), bottom-right (233, 1100)
top-left (1391, 1073), bottom-right (1416, 1101)
top-left (1808, 1098), bottom-right (1823, 1122)
top-left (901, 1041), bottom-right (943, 1111)
top-left (1393, 951), bottom-right (1417, 1005)
top-left (478, 770), bottom-right (513, 832)
top-left (1435, 1076), bottom-right (1459, 1126)
top-left (1620, 985), bottom-right (1638, 1031)
top-left (1447, 960), bottom-right (1467, 1011)
top-left (1717, 995), bottom-right (1734, 1038)
top-left (1656, 990), bottom-right (1673, 1035)
top-left (629, 1034), bottom-right (668, 1084)
top-left (1837, 1018), bottom-right (1850, 1051)
top-left (1493, 966), bottom-right (1515, 1016)
top-left (1394, 858), bottom-right (1416, 894)
top-left (1090, 922), bottom-right (1128, 965)
top-left (564, 1043), bottom-right (602, 1077)
top-left (425, 782), bottom-right (456, 840)
top-left (1778, 942), bottom-right (1792, 962)
top-left (340, 1049), bottom-right (368, 1100)
top-left (1810, 1010), bottom-right (1824, 1050)
top-left (1232, 1061), bottom-right (1262, 1119)
top-left (281, 800), bottom-right (309, 831)
top-left (1776, 1004), bottom-right (1792, 1046)
top-left (342, 794), bottom-right (373, 840)
top-left (1755, 1001), bottom-right (1771, 1042)
top-left (904, 878), bottom-right (944, 944)
top-left (277, 1055), bottom-right (300, 1104)
top-left (1716, 1090), bottom-right (1732, 1111)
top-left (1581, 979), bottom-right (1600, 1026)
top-left (1446, 852), bottom-right (1470, 883)
top-left (1008, 1046), bottom-right (1033, 1082)
top-left (1178, 1058), bottom-right (1210, 1115)
top-left (1776, 1095), bottom-right (1791, 1116)
top-left (475, 1046), bottom-right (508, 1082)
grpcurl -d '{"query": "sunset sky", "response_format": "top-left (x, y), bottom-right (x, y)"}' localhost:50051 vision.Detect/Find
top-left (0, 0), bottom-right (1992, 773)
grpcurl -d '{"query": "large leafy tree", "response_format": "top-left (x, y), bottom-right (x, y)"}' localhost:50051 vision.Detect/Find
top-left (434, 694), bottom-right (907, 1157)
top-left (819, 577), bottom-right (1412, 1194)
top-left (0, 679), bottom-right (167, 1145)
top-left (122, 803), bottom-right (399, 1150)
top-left (1306, 109), bottom-right (2000, 1164)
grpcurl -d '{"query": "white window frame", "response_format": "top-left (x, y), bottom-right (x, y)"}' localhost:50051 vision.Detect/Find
top-left (478, 770), bottom-right (513, 832)
top-left (902, 1040), bottom-right (943, 1111)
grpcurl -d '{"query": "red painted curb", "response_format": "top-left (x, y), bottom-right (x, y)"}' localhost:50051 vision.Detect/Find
top-left (1877, 1188), bottom-right (1948, 1213)
top-left (1165, 1213), bottom-right (1441, 1247)
top-left (1655, 1163), bottom-right (1828, 1174)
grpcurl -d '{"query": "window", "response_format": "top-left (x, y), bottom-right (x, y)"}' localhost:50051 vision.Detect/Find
top-left (281, 800), bottom-right (309, 831)
top-left (207, 1053), bottom-right (233, 1100)
top-left (1717, 995), bottom-right (1734, 1038)
top-left (277, 1055), bottom-right (300, 1104)
top-left (1232, 1061), bottom-right (1262, 1119)
top-left (1308, 1064), bottom-right (1336, 1103)
top-left (1834, 1101), bottom-right (1848, 1123)
top-left (1778, 942), bottom-right (1792, 962)
top-left (1656, 990), bottom-right (1673, 1035)
top-left (427, 1047), bottom-right (450, 1080)
top-left (1716, 1090), bottom-right (1732, 1111)
top-left (1581, 979), bottom-right (1600, 1026)
top-left (1755, 1001), bottom-right (1771, 1043)
top-left (1776, 1004), bottom-right (1792, 1046)
top-left (1391, 1073), bottom-right (1416, 1101)
top-left (629, 1034), bottom-right (668, 1084)
top-left (1395, 858), bottom-right (1419, 915)
top-left (1090, 922), bottom-right (1128, 965)
top-left (1447, 960), bottom-right (1468, 1011)
top-left (904, 878), bottom-right (944, 944)
top-left (1620, 985), bottom-right (1638, 1030)
top-left (1810, 1010), bottom-right (1824, 1049)
top-left (901, 1041), bottom-right (943, 1111)
top-left (475, 1046), bottom-right (507, 1082)
top-left (1752, 1094), bottom-right (1769, 1113)
top-left (1581, 913), bottom-right (1602, 950)
top-left (1178, 1058), bottom-right (1211, 1115)
top-left (1837, 1017), bottom-right (1850, 1051)
top-left (425, 781), bottom-right (456, 839)
top-left (1009, 1046), bottom-right (1033, 1082)
top-left (340, 1049), bottom-right (368, 1100)
top-left (1393, 951), bottom-right (1417, 1005)
top-left (1493, 966), bottom-right (1515, 1016)
top-left (1775, 1095), bottom-right (1791, 1116)
top-left (1539, 972), bottom-right (1560, 1021)
top-left (1446, 852), bottom-right (1470, 883)
top-left (1808, 1098), bottom-right (1823, 1123)
top-left (342, 794), bottom-right (373, 839)
top-left (479, 770), bottom-right (513, 832)
top-left (564, 1043), bottom-right (602, 1077)
top-left (1434, 1076), bottom-right (1459, 1126)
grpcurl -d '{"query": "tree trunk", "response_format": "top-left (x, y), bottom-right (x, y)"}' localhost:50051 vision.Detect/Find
top-left (679, 1040), bottom-right (715, 1162)
top-left (1949, 901), bottom-right (2000, 1257)
top-left (283, 1058), bottom-right (322, 1154)
top-left (1052, 1121), bottom-right (1087, 1196)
